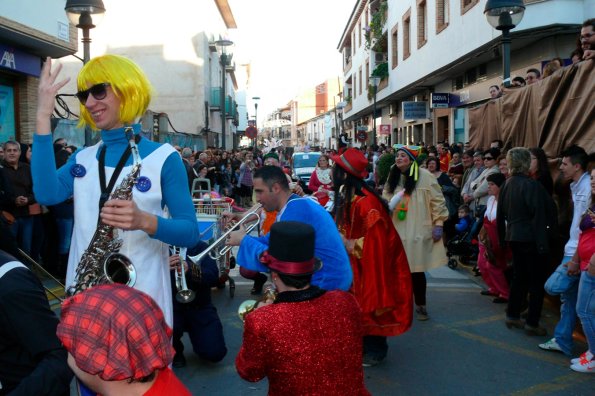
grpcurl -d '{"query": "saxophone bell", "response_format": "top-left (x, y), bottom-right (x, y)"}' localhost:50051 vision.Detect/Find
top-left (238, 285), bottom-right (277, 322)
top-left (104, 252), bottom-right (137, 286)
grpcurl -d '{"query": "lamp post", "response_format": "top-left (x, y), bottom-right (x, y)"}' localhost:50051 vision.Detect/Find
top-left (369, 75), bottom-right (381, 146)
top-left (65, 0), bottom-right (106, 147)
top-left (484, 0), bottom-right (525, 88)
top-left (252, 96), bottom-right (260, 148)
top-left (215, 39), bottom-right (233, 150)
top-left (65, 0), bottom-right (106, 64)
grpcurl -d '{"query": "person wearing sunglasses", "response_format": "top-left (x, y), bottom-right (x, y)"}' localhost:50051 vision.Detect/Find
top-left (31, 55), bottom-right (199, 330)
top-left (469, 148), bottom-right (501, 219)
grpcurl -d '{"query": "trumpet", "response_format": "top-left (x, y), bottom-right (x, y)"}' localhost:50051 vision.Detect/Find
top-left (238, 285), bottom-right (277, 322)
top-left (188, 204), bottom-right (262, 265)
top-left (171, 246), bottom-right (196, 303)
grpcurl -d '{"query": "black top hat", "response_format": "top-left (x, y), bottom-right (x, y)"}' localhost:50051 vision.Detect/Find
top-left (260, 221), bottom-right (322, 275)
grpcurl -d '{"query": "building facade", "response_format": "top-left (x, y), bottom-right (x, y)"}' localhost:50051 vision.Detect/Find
top-left (0, 0), bottom-right (77, 143)
top-left (1, 0), bottom-right (243, 150)
top-left (338, 0), bottom-right (592, 146)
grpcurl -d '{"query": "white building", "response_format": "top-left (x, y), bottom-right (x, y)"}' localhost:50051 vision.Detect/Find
top-left (338, 0), bottom-right (592, 146)
top-left (1, 0), bottom-right (243, 150)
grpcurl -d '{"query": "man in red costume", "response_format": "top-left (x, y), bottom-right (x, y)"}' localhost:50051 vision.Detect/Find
top-left (331, 148), bottom-right (413, 366)
top-left (236, 221), bottom-right (370, 395)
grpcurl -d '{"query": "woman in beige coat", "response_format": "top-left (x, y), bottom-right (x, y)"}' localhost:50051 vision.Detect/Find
top-left (383, 145), bottom-right (449, 321)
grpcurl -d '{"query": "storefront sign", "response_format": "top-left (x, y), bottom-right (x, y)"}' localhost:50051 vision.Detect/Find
top-left (0, 45), bottom-right (41, 77)
top-left (402, 101), bottom-right (428, 120)
top-left (378, 124), bottom-right (391, 135)
top-left (431, 93), bottom-right (450, 108)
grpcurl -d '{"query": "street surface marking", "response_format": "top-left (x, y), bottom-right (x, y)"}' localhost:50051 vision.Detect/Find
top-left (504, 373), bottom-right (592, 396)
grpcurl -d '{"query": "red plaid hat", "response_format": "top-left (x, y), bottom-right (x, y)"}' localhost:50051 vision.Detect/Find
top-left (57, 284), bottom-right (174, 381)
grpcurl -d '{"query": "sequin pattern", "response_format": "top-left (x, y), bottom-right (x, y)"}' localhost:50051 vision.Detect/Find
top-left (236, 290), bottom-right (370, 396)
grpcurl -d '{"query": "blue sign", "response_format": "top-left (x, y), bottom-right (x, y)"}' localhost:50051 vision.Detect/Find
top-left (402, 102), bottom-right (428, 120)
top-left (0, 44), bottom-right (41, 77)
top-left (430, 93), bottom-right (463, 108)
top-left (431, 93), bottom-right (450, 108)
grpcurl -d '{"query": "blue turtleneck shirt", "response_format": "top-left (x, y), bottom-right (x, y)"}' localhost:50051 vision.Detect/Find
top-left (31, 124), bottom-right (198, 247)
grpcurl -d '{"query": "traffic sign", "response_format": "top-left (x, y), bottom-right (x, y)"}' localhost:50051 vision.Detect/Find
top-left (245, 126), bottom-right (257, 139)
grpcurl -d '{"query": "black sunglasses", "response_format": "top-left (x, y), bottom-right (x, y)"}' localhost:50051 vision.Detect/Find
top-left (76, 83), bottom-right (110, 104)
top-left (484, 156), bottom-right (494, 160)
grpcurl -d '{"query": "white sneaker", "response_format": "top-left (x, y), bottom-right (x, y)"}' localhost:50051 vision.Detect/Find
top-left (570, 351), bottom-right (595, 373)
top-left (571, 350), bottom-right (594, 365)
top-left (538, 338), bottom-right (563, 353)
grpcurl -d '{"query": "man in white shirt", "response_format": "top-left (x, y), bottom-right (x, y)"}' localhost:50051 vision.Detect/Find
top-left (540, 145), bottom-right (590, 355)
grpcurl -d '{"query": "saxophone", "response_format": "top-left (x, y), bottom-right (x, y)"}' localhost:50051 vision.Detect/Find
top-left (67, 145), bottom-right (140, 296)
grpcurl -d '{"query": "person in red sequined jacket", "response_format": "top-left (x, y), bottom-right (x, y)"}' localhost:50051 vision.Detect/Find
top-left (236, 221), bottom-right (370, 396)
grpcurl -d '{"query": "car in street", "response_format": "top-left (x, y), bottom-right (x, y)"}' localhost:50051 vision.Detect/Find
top-left (291, 151), bottom-right (321, 186)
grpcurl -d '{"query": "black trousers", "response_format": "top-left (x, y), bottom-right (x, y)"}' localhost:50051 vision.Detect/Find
top-left (173, 303), bottom-right (227, 363)
top-left (411, 272), bottom-right (427, 306)
top-left (507, 241), bottom-right (548, 327)
top-left (363, 335), bottom-right (388, 360)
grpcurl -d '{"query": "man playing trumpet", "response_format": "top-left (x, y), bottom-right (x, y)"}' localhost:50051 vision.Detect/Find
top-left (168, 242), bottom-right (227, 368)
top-left (226, 166), bottom-right (352, 291)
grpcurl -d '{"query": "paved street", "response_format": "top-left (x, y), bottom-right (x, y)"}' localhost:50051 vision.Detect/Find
top-left (175, 264), bottom-right (593, 396)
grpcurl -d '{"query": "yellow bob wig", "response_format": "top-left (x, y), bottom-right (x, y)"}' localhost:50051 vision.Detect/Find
top-left (77, 54), bottom-right (153, 130)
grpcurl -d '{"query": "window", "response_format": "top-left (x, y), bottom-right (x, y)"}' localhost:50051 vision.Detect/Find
top-left (461, 0), bottom-right (479, 15)
top-left (451, 63), bottom-right (489, 89)
top-left (358, 21), bottom-right (361, 48)
top-left (436, 0), bottom-right (449, 33)
top-left (365, 60), bottom-right (369, 88)
top-left (353, 75), bottom-right (357, 98)
top-left (403, 8), bottom-right (411, 60)
top-left (391, 23), bottom-right (398, 69)
top-left (358, 66), bottom-right (362, 96)
top-left (417, 0), bottom-right (427, 49)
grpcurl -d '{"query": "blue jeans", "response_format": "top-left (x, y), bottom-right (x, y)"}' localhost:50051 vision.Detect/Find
top-left (10, 216), bottom-right (34, 256)
top-left (545, 256), bottom-right (579, 355)
top-left (576, 270), bottom-right (595, 355)
top-left (56, 218), bottom-right (74, 255)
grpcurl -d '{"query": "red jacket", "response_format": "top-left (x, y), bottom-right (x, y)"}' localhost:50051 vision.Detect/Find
top-left (342, 189), bottom-right (413, 336)
top-left (236, 290), bottom-right (370, 396)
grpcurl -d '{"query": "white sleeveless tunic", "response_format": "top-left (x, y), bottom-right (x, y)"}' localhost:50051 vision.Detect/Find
top-left (67, 142), bottom-right (175, 326)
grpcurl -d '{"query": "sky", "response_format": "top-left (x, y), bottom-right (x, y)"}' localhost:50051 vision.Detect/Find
top-left (227, 0), bottom-right (355, 120)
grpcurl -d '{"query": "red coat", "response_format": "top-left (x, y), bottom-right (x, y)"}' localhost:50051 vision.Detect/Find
top-left (342, 190), bottom-right (413, 336)
top-left (236, 290), bottom-right (370, 396)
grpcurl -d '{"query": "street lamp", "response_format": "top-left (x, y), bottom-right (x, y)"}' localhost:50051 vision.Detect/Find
top-left (65, 0), bottom-right (106, 147)
top-left (484, 0), bottom-right (525, 88)
top-left (65, 0), bottom-right (106, 64)
top-left (369, 75), bottom-right (381, 146)
top-left (252, 96), bottom-right (260, 148)
top-left (215, 39), bottom-right (234, 150)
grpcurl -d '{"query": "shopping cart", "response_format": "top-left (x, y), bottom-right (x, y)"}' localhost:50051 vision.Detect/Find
top-left (194, 195), bottom-right (236, 297)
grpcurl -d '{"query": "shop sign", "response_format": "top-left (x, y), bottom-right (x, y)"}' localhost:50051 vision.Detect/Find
top-left (402, 102), bottom-right (428, 120)
top-left (378, 124), bottom-right (391, 135)
top-left (431, 93), bottom-right (450, 108)
top-left (0, 45), bottom-right (41, 77)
